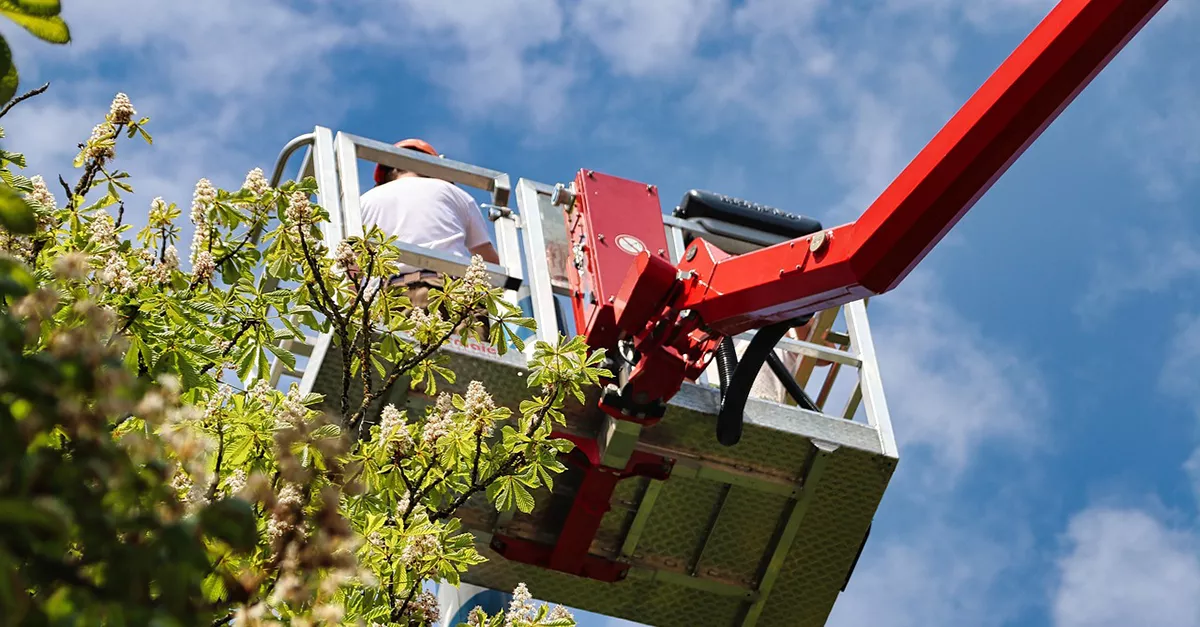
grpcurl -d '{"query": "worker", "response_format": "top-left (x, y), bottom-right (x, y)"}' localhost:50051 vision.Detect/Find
top-left (359, 138), bottom-right (500, 332)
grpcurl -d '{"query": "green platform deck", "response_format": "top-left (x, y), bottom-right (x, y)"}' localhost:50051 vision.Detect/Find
top-left (305, 337), bottom-right (895, 627)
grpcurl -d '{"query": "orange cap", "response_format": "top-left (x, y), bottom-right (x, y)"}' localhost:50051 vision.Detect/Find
top-left (374, 138), bottom-right (439, 185)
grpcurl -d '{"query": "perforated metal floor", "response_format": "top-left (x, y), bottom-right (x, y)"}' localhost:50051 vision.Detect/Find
top-left (309, 339), bottom-right (895, 627)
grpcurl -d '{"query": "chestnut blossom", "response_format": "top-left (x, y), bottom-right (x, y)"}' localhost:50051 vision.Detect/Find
top-left (52, 252), bottom-right (89, 281)
top-left (190, 178), bottom-right (215, 265)
top-left (85, 123), bottom-right (115, 161)
top-left (506, 582), bottom-right (535, 626)
top-left (275, 384), bottom-right (308, 428)
top-left (26, 175), bottom-right (56, 211)
top-left (100, 253), bottom-right (138, 294)
top-left (192, 251), bottom-right (215, 283)
top-left (285, 191), bottom-right (312, 224)
top-left (243, 167), bottom-right (270, 196)
top-left (109, 92), bottom-right (136, 125)
top-left (378, 404), bottom-right (414, 455)
top-left (250, 379), bottom-right (273, 405)
top-left (409, 591), bottom-right (440, 624)
top-left (223, 468), bottom-right (247, 497)
top-left (463, 254), bottom-right (489, 292)
top-left (146, 245), bottom-right (179, 284)
top-left (334, 241), bottom-right (356, 270)
top-left (401, 531), bottom-right (438, 565)
top-left (88, 210), bottom-right (117, 247)
top-left (421, 406), bottom-right (454, 447)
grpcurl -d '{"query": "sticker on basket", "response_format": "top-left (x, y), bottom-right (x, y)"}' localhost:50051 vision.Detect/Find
top-left (450, 337), bottom-right (500, 356)
top-left (615, 234), bottom-right (646, 256)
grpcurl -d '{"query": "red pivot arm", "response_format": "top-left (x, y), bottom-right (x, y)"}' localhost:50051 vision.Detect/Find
top-left (575, 0), bottom-right (1171, 430)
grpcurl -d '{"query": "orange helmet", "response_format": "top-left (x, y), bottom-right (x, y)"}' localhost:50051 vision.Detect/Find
top-left (374, 138), bottom-right (439, 185)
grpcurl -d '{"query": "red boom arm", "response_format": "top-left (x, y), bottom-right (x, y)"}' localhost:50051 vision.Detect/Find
top-left (492, 0), bottom-right (1171, 583)
top-left (596, 0), bottom-right (1170, 415)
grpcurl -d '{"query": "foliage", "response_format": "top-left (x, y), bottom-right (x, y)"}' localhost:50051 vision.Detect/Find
top-left (0, 86), bottom-right (609, 626)
top-left (0, 0), bottom-right (68, 104)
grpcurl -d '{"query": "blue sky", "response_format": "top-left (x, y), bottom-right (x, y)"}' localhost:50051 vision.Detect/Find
top-left (6, 1), bottom-right (1200, 625)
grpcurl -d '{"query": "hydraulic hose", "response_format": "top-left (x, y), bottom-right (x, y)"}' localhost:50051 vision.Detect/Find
top-left (714, 336), bottom-right (739, 402)
top-left (765, 352), bottom-right (820, 412)
top-left (715, 315), bottom-right (811, 446)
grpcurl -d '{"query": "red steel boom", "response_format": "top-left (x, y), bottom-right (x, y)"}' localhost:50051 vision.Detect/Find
top-left (583, 0), bottom-right (1170, 419)
top-left (492, 0), bottom-right (1171, 584)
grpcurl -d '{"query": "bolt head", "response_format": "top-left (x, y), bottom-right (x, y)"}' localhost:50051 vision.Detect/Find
top-left (809, 230), bottom-right (829, 252)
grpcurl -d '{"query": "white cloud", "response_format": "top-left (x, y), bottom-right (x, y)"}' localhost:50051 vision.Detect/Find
top-left (1052, 507), bottom-right (1200, 627)
top-left (571, 0), bottom-right (729, 77)
top-left (870, 269), bottom-right (1048, 480)
top-left (369, 0), bottom-right (576, 130)
top-left (3, 0), bottom-right (370, 229)
top-left (829, 520), bottom-right (1032, 627)
top-left (1075, 229), bottom-right (1200, 322)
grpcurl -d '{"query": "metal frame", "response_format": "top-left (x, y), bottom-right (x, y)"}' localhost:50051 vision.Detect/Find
top-left (265, 125), bottom-right (900, 627)
top-left (332, 131), bottom-right (522, 291)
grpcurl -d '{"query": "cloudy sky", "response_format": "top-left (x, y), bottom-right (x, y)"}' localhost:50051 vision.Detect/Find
top-left (6, 0), bottom-right (1200, 625)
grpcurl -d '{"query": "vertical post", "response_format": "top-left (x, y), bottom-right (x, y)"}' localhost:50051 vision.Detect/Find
top-left (491, 209), bottom-right (524, 314)
top-left (334, 132), bottom-right (365, 241)
top-left (516, 179), bottom-right (562, 356)
top-left (844, 300), bottom-right (898, 458)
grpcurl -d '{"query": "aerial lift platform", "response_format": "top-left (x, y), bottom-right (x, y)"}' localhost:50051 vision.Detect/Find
top-left (263, 0), bottom-right (1171, 624)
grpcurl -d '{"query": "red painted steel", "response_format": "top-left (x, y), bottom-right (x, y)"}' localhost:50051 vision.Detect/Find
top-left (565, 171), bottom-right (671, 351)
top-left (500, 0), bottom-right (1173, 584)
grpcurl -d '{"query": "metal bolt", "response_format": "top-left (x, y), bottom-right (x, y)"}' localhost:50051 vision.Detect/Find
top-left (779, 269), bottom-right (785, 276)
top-left (597, 233), bottom-right (605, 242)
top-left (586, 170), bottom-right (595, 178)
top-left (646, 184), bottom-right (656, 194)
top-left (608, 296), bottom-right (615, 303)
top-left (809, 230), bottom-right (828, 252)
top-left (685, 246), bottom-right (697, 261)
top-left (551, 182), bottom-right (576, 208)
top-left (657, 248), bottom-right (665, 256)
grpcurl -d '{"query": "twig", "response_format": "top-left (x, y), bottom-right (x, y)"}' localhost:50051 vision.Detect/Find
top-left (114, 200), bottom-right (126, 229)
top-left (206, 412), bottom-right (226, 501)
top-left (0, 82), bottom-right (49, 119)
top-left (198, 319), bottom-right (256, 377)
top-left (430, 392), bottom-right (558, 522)
top-left (392, 580), bottom-right (422, 623)
top-left (346, 307), bottom-right (476, 433)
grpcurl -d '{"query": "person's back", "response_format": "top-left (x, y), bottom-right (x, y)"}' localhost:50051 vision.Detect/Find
top-left (360, 176), bottom-right (493, 275)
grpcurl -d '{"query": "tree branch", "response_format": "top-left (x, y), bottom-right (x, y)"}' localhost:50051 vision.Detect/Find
top-left (198, 319), bottom-right (256, 377)
top-left (430, 390), bottom-right (559, 523)
top-left (0, 82), bottom-right (49, 119)
top-left (346, 306), bottom-right (478, 434)
top-left (206, 411), bottom-right (226, 501)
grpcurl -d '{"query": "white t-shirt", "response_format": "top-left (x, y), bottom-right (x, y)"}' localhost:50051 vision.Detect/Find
top-left (359, 177), bottom-right (492, 275)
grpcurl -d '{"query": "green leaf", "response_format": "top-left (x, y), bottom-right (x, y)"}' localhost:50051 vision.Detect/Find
top-left (264, 340), bottom-right (296, 371)
top-left (0, 37), bottom-right (15, 110)
top-left (0, 183), bottom-right (35, 234)
top-left (197, 498), bottom-right (258, 553)
top-left (0, 4), bottom-right (70, 43)
top-left (7, 0), bottom-right (60, 17)
top-left (512, 481), bottom-right (535, 513)
top-left (0, 497), bottom-right (70, 539)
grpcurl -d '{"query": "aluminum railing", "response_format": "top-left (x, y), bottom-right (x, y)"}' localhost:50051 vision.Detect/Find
top-left (267, 127), bottom-right (893, 443)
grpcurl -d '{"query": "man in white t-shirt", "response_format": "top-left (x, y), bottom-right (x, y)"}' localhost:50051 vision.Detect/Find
top-left (359, 138), bottom-right (500, 329)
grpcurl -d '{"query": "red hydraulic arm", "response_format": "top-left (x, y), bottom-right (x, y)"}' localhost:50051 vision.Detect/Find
top-left (492, 0), bottom-right (1171, 583)
top-left (590, 0), bottom-right (1171, 418)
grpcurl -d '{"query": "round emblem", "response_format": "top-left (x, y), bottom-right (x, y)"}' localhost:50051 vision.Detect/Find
top-left (615, 234), bottom-right (646, 256)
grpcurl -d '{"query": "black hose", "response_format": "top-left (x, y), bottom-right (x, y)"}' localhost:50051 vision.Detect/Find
top-left (715, 316), bottom-right (811, 446)
top-left (765, 352), bottom-right (820, 412)
top-left (714, 336), bottom-right (738, 402)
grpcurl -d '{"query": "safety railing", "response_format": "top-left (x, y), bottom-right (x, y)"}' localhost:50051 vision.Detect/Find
top-left (267, 127), bottom-right (894, 447)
